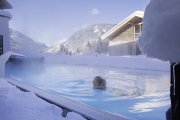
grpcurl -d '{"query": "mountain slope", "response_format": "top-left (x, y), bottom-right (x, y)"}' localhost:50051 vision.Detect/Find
top-left (10, 29), bottom-right (47, 57)
top-left (46, 24), bottom-right (115, 55)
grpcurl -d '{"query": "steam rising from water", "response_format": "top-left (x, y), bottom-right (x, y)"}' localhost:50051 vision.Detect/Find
top-left (6, 63), bottom-right (170, 119)
top-left (7, 63), bottom-right (169, 101)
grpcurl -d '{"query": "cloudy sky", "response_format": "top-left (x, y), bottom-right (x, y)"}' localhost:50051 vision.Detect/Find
top-left (8, 0), bottom-right (150, 46)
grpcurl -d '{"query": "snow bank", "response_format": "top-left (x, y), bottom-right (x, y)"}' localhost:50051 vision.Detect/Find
top-left (45, 55), bottom-right (169, 71)
top-left (0, 78), bottom-right (87, 120)
top-left (0, 78), bottom-right (62, 120)
top-left (66, 112), bottom-right (87, 120)
top-left (138, 0), bottom-right (180, 62)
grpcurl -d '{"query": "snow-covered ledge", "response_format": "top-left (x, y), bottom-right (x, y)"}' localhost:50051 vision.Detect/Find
top-left (0, 51), bottom-right (24, 77)
top-left (8, 79), bottom-right (128, 120)
top-left (0, 11), bottom-right (12, 19)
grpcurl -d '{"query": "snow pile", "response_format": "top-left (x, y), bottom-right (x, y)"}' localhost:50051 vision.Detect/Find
top-left (0, 78), bottom-right (62, 120)
top-left (0, 78), bottom-right (87, 120)
top-left (66, 112), bottom-right (87, 120)
top-left (45, 55), bottom-right (169, 71)
top-left (138, 0), bottom-right (180, 62)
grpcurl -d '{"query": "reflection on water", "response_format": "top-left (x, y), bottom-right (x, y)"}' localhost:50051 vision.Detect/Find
top-left (8, 63), bottom-right (169, 100)
top-left (7, 63), bottom-right (170, 120)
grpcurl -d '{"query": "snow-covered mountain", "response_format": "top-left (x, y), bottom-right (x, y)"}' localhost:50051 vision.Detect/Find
top-left (46, 24), bottom-right (115, 55)
top-left (10, 24), bottom-right (115, 56)
top-left (10, 29), bottom-right (47, 57)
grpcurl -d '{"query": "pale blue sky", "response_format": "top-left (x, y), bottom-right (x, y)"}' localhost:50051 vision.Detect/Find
top-left (8, 0), bottom-right (150, 46)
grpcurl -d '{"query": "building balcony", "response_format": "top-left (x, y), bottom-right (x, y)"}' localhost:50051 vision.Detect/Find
top-left (0, 10), bottom-right (12, 19)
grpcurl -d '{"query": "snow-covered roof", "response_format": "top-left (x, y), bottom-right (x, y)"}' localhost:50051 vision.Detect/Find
top-left (0, 0), bottom-right (12, 9)
top-left (101, 11), bottom-right (144, 40)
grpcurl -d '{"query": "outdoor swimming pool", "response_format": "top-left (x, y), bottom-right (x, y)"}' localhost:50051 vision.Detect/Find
top-left (7, 63), bottom-right (170, 120)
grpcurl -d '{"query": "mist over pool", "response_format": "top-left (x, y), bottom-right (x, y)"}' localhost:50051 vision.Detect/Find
top-left (7, 63), bottom-right (170, 120)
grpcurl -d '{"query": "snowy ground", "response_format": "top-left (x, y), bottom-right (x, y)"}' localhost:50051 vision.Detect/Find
top-left (0, 78), bottom-right (87, 120)
top-left (45, 54), bottom-right (169, 71)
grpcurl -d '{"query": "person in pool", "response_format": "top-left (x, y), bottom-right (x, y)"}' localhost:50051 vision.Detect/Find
top-left (93, 76), bottom-right (106, 90)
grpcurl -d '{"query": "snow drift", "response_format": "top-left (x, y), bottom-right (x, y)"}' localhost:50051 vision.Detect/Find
top-left (0, 78), bottom-right (62, 120)
top-left (0, 78), bottom-right (88, 120)
top-left (45, 55), bottom-right (169, 71)
top-left (138, 0), bottom-right (180, 62)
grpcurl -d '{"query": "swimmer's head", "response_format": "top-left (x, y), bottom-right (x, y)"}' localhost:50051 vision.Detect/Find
top-left (93, 76), bottom-right (106, 89)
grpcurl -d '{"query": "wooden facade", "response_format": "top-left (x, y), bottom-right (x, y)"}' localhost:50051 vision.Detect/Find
top-left (101, 11), bottom-right (143, 56)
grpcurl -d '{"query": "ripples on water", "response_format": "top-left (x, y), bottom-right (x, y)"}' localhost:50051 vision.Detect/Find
top-left (7, 63), bottom-right (170, 119)
top-left (7, 63), bottom-right (169, 101)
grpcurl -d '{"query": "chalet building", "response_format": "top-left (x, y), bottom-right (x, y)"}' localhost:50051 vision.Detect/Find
top-left (101, 11), bottom-right (144, 56)
top-left (0, 0), bottom-right (12, 56)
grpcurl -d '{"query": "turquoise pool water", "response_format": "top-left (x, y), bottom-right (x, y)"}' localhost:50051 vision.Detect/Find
top-left (8, 63), bottom-right (170, 120)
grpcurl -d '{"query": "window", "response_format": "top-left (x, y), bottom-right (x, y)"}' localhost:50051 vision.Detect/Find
top-left (134, 23), bottom-right (142, 39)
top-left (0, 35), bottom-right (3, 55)
top-left (135, 24), bottom-right (141, 33)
